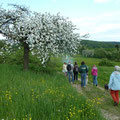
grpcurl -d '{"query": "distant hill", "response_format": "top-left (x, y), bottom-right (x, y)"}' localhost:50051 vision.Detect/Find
top-left (81, 40), bottom-right (120, 48)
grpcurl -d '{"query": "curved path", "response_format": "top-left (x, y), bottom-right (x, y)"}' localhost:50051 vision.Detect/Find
top-left (72, 80), bottom-right (120, 120)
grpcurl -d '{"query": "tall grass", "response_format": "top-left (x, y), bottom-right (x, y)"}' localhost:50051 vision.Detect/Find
top-left (0, 64), bottom-right (105, 120)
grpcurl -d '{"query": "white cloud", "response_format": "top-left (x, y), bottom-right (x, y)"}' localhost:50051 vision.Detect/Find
top-left (71, 11), bottom-right (120, 41)
top-left (91, 24), bottom-right (120, 34)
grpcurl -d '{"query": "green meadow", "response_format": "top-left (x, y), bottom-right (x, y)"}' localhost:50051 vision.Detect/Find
top-left (74, 55), bottom-right (120, 86)
top-left (0, 55), bottom-right (120, 120)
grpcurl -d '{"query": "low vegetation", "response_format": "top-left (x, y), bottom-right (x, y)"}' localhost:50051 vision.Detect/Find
top-left (0, 63), bottom-right (105, 120)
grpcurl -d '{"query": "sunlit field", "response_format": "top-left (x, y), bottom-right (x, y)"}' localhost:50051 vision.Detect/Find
top-left (0, 62), bottom-right (105, 120)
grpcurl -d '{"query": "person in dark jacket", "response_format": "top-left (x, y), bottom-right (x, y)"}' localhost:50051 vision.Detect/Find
top-left (73, 62), bottom-right (79, 81)
top-left (67, 61), bottom-right (74, 83)
top-left (79, 61), bottom-right (88, 87)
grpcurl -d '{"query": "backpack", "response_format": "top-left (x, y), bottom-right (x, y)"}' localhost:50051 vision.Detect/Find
top-left (104, 84), bottom-right (108, 90)
top-left (74, 66), bottom-right (79, 72)
top-left (67, 64), bottom-right (71, 71)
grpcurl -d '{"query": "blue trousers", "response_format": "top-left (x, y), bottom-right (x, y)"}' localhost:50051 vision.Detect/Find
top-left (93, 75), bottom-right (97, 85)
top-left (68, 71), bottom-right (74, 83)
top-left (81, 73), bottom-right (87, 87)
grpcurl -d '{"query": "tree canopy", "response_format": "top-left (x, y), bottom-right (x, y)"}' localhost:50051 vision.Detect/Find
top-left (0, 5), bottom-right (81, 70)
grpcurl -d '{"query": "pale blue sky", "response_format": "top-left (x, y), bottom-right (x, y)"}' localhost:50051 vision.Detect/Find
top-left (1, 0), bottom-right (120, 41)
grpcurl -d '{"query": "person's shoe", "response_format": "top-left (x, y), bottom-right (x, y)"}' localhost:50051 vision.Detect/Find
top-left (114, 102), bottom-right (118, 106)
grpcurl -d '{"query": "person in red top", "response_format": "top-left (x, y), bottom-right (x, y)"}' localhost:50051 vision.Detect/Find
top-left (91, 65), bottom-right (98, 86)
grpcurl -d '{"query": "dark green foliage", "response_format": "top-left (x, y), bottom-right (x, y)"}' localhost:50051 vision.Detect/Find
top-left (94, 48), bottom-right (107, 58)
top-left (3, 48), bottom-right (23, 65)
top-left (0, 46), bottom-right (62, 73)
top-left (81, 40), bottom-right (120, 49)
top-left (115, 44), bottom-right (119, 51)
top-left (80, 40), bottom-right (120, 61)
top-left (98, 59), bottom-right (114, 67)
top-left (0, 40), bottom-right (5, 48)
top-left (93, 49), bottom-right (120, 61)
top-left (77, 45), bottom-right (87, 54)
top-left (0, 55), bottom-right (4, 63)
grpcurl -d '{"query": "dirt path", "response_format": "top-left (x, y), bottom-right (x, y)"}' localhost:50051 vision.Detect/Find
top-left (72, 81), bottom-right (120, 120)
top-left (72, 84), bottom-right (82, 93)
top-left (101, 109), bottom-right (120, 120)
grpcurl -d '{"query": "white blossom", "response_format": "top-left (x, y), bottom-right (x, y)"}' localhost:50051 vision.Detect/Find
top-left (0, 5), bottom-right (81, 65)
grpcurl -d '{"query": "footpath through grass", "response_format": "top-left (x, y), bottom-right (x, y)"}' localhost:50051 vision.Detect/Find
top-left (74, 82), bottom-right (120, 120)
top-left (72, 55), bottom-right (120, 119)
top-left (0, 64), bottom-right (105, 120)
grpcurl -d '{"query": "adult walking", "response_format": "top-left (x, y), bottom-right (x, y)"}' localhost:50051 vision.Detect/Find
top-left (91, 65), bottom-right (98, 86)
top-left (62, 62), bottom-right (67, 76)
top-left (108, 66), bottom-right (120, 106)
top-left (67, 62), bottom-right (74, 84)
top-left (79, 61), bottom-right (88, 87)
top-left (73, 62), bottom-right (79, 81)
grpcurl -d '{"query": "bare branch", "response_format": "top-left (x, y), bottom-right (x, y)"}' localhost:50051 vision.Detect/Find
top-left (81, 33), bottom-right (90, 38)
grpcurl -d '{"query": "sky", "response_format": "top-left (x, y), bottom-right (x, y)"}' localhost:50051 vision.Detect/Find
top-left (0, 0), bottom-right (120, 42)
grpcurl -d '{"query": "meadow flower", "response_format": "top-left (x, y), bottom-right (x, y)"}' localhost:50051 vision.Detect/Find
top-left (73, 112), bottom-right (75, 115)
top-left (66, 117), bottom-right (69, 120)
top-left (78, 110), bottom-right (82, 113)
top-left (29, 117), bottom-right (32, 120)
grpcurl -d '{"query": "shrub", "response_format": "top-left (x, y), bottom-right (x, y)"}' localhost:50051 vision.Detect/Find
top-left (94, 48), bottom-right (107, 58)
top-left (98, 59), bottom-right (114, 66)
top-left (82, 49), bottom-right (94, 57)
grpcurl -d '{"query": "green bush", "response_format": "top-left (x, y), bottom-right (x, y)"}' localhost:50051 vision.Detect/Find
top-left (98, 59), bottom-right (114, 66)
top-left (0, 55), bottom-right (4, 63)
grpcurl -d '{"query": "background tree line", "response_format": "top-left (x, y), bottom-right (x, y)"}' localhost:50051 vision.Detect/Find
top-left (79, 40), bottom-right (120, 62)
top-left (81, 40), bottom-right (120, 49)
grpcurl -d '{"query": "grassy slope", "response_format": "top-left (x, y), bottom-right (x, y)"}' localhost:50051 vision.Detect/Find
top-left (1, 55), bottom-right (120, 120)
top-left (0, 63), bottom-right (105, 120)
top-left (73, 55), bottom-right (120, 118)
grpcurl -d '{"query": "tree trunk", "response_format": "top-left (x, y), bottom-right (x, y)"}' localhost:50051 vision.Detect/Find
top-left (23, 42), bottom-right (29, 70)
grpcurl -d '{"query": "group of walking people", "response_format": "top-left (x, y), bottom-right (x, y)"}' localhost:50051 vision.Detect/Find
top-left (62, 61), bottom-right (98, 87)
top-left (63, 61), bottom-right (120, 106)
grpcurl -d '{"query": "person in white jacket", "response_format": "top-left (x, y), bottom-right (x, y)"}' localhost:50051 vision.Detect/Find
top-left (108, 66), bottom-right (120, 106)
top-left (62, 62), bottom-right (67, 76)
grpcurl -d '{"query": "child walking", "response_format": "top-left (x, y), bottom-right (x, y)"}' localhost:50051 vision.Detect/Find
top-left (91, 65), bottom-right (98, 86)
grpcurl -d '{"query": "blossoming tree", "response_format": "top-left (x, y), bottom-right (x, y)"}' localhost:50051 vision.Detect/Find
top-left (0, 5), bottom-right (81, 70)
